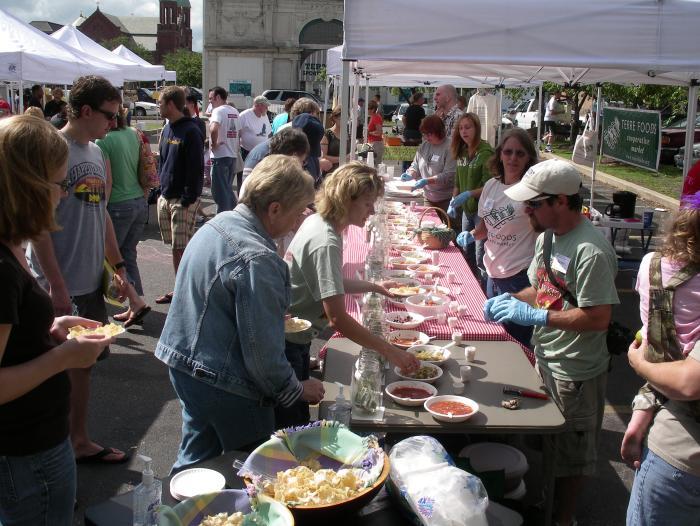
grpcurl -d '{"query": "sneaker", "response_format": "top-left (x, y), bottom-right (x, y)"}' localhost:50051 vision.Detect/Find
top-left (545, 146), bottom-right (552, 153)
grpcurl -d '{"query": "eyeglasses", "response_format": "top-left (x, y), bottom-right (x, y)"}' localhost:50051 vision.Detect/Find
top-left (94, 108), bottom-right (117, 121)
top-left (502, 149), bottom-right (527, 158)
top-left (524, 194), bottom-right (555, 209)
top-left (54, 179), bottom-right (70, 192)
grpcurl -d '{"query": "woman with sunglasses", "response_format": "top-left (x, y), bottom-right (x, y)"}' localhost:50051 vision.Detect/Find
top-left (457, 128), bottom-right (539, 347)
top-left (447, 113), bottom-right (494, 283)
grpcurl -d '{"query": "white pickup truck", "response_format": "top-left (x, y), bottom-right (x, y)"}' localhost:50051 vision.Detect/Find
top-left (511, 97), bottom-right (573, 135)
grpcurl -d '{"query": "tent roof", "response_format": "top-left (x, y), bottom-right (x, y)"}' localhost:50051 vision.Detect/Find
top-left (0, 7), bottom-right (124, 85)
top-left (343, 0), bottom-right (700, 86)
top-left (112, 44), bottom-right (167, 80)
top-left (51, 25), bottom-right (164, 81)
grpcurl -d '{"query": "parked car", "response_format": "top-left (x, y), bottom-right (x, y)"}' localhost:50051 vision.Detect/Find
top-left (131, 101), bottom-right (159, 117)
top-left (674, 143), bottom-right (700, 169)
top-left (391, 103), bottom-right (434, 134)
top-left (261, 89), bottom-right (326, 115)
top-left (661, 115), bottom-right (700, 164)
top-left (511, 97), bottom-right (577, 137)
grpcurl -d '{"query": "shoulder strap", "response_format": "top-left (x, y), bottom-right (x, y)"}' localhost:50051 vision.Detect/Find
top-left (666, 262), bottom-right (700, 290)
top-left (543, 230), bottom-right (579, 307)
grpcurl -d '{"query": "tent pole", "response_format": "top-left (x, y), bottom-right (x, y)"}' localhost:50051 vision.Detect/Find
top-left (350, 70), bottom-right (360, 160)
top-left (496, 84), bottom-right (503, 147)
top-left (590, 84), bottom-right (602, 212)
top-left (537, 83), bottom-right (543, 152)
top-left (364, 76), bottom-right (370, 143)
top-left (19, 81), bottom-right (24, 114)
top-left (682, 81), bottom-right (698, 181)
top-left (323, 75), bottom-right (330, 128)
top-left (340, 61), bottom-right (351, 164)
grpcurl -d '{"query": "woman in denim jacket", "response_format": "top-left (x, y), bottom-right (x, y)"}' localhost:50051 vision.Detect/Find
top-left (155, 155), bottom-right (325, 472)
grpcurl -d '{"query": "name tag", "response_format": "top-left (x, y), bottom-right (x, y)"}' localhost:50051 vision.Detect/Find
top-left (551, 254), bottom-right (570, 274)
top-left (431, 154), bottom-right (440, 162)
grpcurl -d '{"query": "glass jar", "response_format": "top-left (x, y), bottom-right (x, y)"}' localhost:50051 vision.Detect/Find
top-left (351, 349), bottom-right (383, 413)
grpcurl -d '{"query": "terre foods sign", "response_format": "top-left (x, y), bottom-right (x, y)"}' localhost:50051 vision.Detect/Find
top-left (602, 108), bottom-right (661, 171)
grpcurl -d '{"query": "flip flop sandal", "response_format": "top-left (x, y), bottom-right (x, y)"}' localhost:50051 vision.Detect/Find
top-left (124, 305), bottom-right (152, 328)
top-left (76, 447), bottom-right (130, 465)
top-left (155, 292), bottom-right (173, 304)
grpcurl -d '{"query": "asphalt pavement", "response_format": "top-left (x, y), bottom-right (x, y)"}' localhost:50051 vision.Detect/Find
top-left (73, 163), bottom-right (673, 526)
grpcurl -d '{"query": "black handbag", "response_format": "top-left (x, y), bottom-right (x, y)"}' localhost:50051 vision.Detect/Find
top-left (543, 230), bottom-right (630, 355)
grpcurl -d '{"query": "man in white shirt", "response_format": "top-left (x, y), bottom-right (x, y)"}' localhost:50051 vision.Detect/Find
top-left (208, 86), bottom-right (239, 212)
top-left (239, 96), bottom-right (272, 160)
top-left (544, 91), bottom-right (565, 153)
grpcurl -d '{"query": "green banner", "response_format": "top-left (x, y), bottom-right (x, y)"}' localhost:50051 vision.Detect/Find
top-left (601, 108), bottom-right (660, 171)
top-left (229, 81), bottom-right (251, 96)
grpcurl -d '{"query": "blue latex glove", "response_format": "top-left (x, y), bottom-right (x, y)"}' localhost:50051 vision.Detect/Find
top-left (489, 296), bottom-right (548, 327)
top-left (450, 190), bottom-right (472, 209)
top-left (483, 293), bottom-right (511, 322)
top-left (456, 231), bottom-right (475, 248)
top-left (446, 204), bottom-right (458, 217)
top-left (400, 172), bottom-right (413, 181)
top-left (412, 178), bottom-right (429, 190)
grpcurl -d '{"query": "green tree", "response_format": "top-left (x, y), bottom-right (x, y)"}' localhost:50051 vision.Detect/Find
top-left (100, 35), bottom-right (154, 64)
top-left (163, 50), bottom-right (202, 87)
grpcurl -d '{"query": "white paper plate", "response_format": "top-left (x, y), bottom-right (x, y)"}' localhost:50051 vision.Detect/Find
top-left (284, 317), bottom-right (311, 333)
top-left (387, 329), bottom-right (430, 349)
top-left (169, 468), bottom-right (226, 501)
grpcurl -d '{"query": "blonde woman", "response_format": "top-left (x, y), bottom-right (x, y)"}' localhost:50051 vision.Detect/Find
top-left (155, 155), bottom-right (325, 471)
top-left (279, 161), bottom-right (420, 428)
top-left (622, 193), bottom-right (700, 525)
top-left (0, 116), bottom-right (113, 525)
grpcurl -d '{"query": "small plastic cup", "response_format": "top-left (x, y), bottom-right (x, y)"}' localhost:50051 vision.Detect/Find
top-left (431, 251), bottom-right (440, 265)
top-left (387, 166), bottom-right (395, 178)
top-left (449, 301), bottom-right (460, 312)
top-left (436, 312), bottom-right (447, 323)
top-left (410, 200), bottom-right (417, 211)
top-left (465, 345), bottom-right (477, 362)
top-left (452, 331), bottom-right (463, 345)
top-left (424, 273), bottom-right (433, 281)
top-left (452, 381), bottom-right (465, 394)
top-left (447, 271), bottom-right (456, 283)
top-left (457, 305), bottom-right (468, 315)
top-left (453, 286), bottom-right (462, 295)
top-left (447, 316), bottom-right (458, 329)
top-left (459, 365), bottom-right (472, 382)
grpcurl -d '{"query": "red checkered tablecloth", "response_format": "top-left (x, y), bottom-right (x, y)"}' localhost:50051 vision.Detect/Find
top-left (322, 207), bottom-right (535, 364)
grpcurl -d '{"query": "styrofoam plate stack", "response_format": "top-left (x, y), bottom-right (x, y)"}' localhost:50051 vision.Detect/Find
top-left (169, 468), bottom-right (226, 501)
top-left (458, 443), bottom-right (528, 499)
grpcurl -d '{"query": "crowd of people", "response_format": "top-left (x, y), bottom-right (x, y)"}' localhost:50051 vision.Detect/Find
top-left (0, 77), bottom-right (698, 526)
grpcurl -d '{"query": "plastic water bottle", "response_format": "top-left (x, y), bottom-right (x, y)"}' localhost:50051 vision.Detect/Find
top-left (327, 382), bottom-right (352, 426)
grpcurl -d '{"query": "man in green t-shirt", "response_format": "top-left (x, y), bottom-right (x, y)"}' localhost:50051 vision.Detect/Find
top-left (484, 159), bottom-right (619, 526)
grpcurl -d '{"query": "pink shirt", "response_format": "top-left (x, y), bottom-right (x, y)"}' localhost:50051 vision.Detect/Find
top-left (636, 251), bottom-right (700, 354)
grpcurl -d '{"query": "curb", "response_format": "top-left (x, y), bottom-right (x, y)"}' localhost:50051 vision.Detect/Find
top-left (541, 152), bottom-right (680, 212)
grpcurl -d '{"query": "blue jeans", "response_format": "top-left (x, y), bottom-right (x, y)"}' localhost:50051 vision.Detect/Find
top-left (108, 197), bottom-right (148, 295)
top-left (627, 447), bottom-right (700, 526)
top-left (0, 437), bottom-right (76, 526)
top-left (274, 341), bottom-right (311, 429)
top-left (487, 268), bottom-right (533, 348)
top-left (210, 157), bottom-right (237, 214)
top-left (462, 211), bottom-right (485, 288)
top-left (169, 368), bottom-right (274, 474)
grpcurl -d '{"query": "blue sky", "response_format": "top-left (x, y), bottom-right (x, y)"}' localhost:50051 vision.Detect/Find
top-left (0, 0), bottom-right (203, 52)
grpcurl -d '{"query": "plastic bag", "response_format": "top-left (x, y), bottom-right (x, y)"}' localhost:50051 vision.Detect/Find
top-left (571, 117), bottom-right (597, 167)
top-left (388, 436), bottom-right (488, 525)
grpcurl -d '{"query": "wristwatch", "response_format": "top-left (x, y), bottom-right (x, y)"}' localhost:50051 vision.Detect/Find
top-left (114, 261), bottom-right (127, 271)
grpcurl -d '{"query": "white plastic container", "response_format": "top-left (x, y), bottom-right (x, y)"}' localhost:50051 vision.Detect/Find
top-left (133, 455), bottom-right (162, 526)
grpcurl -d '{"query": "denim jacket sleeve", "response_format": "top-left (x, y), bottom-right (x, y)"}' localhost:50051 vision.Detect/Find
top-left (227, 252), bottom-right (303, 407)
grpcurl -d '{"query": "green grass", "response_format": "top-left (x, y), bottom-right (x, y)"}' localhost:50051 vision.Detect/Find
top-left (551, 143), bottom-right (683, 199)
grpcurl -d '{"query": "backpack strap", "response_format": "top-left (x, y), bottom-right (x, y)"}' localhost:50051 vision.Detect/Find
top-left (543, 230), bottom-right (578, 307)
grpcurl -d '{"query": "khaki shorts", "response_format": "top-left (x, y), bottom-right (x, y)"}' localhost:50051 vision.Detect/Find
top-left (157, 196), bottom-right (200, 250)
top-left (539, 366), bottom-right (607, 477)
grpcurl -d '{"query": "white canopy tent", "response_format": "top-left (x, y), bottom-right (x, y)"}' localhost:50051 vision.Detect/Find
top-left (0, 7), bottom-right (124, 87)
top-left (340, 0), bottom-right (700, 190)
top-left (112, 44), bottom-right (174, 82)
top-left (51, 26), bottom-right (164, 82)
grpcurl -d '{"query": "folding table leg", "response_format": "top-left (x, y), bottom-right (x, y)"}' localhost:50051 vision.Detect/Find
top-left (542, 433), bottom-right (557, 526)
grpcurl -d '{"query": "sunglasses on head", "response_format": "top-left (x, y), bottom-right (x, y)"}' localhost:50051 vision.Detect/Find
top-left (94, 107), bottom-right (117, 121)
top-left (524, 194), bottom-right (556, 209)
top-left (502, 148), bottom-right (527, 158)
